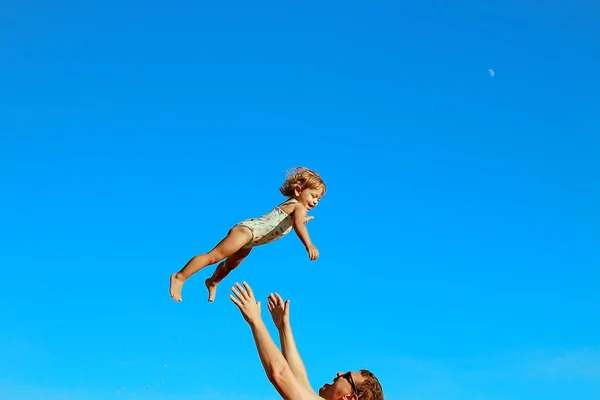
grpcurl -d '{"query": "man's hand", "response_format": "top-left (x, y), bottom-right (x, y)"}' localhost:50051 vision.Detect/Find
top-left (230, 281), bottom-right (262, 325)
top-left (306, 244), bottom-right (319, 261)
top-left (267, 293), bottom-right (290, 330)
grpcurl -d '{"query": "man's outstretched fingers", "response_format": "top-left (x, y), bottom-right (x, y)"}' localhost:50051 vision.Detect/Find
top-left (242, 281), bottom-right (254, 299)
top-left (231, 285), bottom-right (243, 302)
top-left (230, 293), bottom-right (242, 307)
top-left (234, 282), bottom-right (247, 300)
top-left (275, 293), bottom-right (284, 304)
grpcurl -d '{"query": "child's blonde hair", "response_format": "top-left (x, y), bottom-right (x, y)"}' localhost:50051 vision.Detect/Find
top-left (279, 167), bottom-right (326, 197)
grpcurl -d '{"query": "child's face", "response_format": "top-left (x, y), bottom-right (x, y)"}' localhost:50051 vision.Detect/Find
top-left (294, 186), bottom-right (323, 211)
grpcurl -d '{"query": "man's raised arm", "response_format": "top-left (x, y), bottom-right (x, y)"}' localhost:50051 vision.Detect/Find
top-left (268, 294), bottom-right (313, 391)
top-left (230, 282), bottom-right (321, 400)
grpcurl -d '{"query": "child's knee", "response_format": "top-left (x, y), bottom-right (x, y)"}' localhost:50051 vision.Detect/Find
top-left (205, 252), bottom-right (226, 265)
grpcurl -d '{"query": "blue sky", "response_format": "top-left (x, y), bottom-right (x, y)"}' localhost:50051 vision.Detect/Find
top-left (1, 1), bottom-right (599, 399)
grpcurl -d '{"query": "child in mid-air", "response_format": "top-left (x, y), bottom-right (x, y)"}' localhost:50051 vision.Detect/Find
top-left (169, 167), bottom-right (326, 303)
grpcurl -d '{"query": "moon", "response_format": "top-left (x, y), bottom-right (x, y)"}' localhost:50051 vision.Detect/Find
top-left (488, 68), bottom-right (495, 78)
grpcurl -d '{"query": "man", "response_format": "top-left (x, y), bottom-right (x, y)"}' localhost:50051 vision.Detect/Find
top-left (229, 281), bottom-right (384, 400)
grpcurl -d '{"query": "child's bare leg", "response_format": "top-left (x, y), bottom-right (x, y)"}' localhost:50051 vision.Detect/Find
top-left (205, 247), bottom-right (252, 302)
top-left (169, 227), bottom-right (252, 302)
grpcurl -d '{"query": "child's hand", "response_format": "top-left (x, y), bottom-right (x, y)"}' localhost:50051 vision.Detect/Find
top-left (302, 215), bottom-right (314, 224)
top-left (306, 245), bottom-right (319, 261)
top-left (267, 293), bottom-right (289, 330)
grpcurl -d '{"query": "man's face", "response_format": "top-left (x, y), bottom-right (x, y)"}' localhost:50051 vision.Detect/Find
top-left (319, 371), bottom-right (364, 400)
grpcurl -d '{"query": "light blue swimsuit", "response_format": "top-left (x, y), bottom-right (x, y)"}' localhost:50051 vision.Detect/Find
top-left (236, 199), bottom-right (298, 249)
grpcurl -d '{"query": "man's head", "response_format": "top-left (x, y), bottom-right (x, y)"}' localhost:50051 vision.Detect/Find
top-left (319, 370), bottom-right (383, 400)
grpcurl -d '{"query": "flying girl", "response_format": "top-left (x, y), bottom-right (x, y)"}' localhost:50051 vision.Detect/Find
top-left (169, 167), bottom-right (326, 303)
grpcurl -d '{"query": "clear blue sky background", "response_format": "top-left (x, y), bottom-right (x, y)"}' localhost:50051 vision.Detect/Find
top-left (1, 1), bottom-right (599, 399)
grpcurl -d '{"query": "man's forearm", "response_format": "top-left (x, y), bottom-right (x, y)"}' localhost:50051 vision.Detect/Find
top-left (250, 319), bottom-right (290, 379)
top-left (249, 319), bottom-right (312, 400)
top-left (279, 323), bottom-right (311, 388)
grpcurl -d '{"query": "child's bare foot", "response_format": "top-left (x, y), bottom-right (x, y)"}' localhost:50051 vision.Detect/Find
top-left (170, 273), bottom-right (185, 302)
top-left (205, 278), bottom-right (218, 302)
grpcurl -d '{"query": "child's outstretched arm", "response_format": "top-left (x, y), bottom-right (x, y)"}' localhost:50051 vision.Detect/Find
top-left (292, 203), bottom-right (319, 261)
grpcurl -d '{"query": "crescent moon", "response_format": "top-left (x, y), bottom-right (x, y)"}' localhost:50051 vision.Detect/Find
top-left (488, 69), bottom-right (495, 78)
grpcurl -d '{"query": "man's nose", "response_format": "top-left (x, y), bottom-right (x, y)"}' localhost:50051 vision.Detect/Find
top-left (336, 372), bottom-right (343, 377)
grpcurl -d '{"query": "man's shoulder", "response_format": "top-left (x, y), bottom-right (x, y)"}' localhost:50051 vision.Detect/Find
top-left (287, 389), bottom-right (323, 400)
top-left (274, 373), bottom-right (323, 400)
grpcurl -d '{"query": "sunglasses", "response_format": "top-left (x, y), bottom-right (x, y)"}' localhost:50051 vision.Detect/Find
top-left (342, 371), bottom-right (359, 396)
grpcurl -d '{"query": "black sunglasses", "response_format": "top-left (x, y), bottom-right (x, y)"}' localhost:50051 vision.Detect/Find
top-left (343, 371), bottom-right (359, 396)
